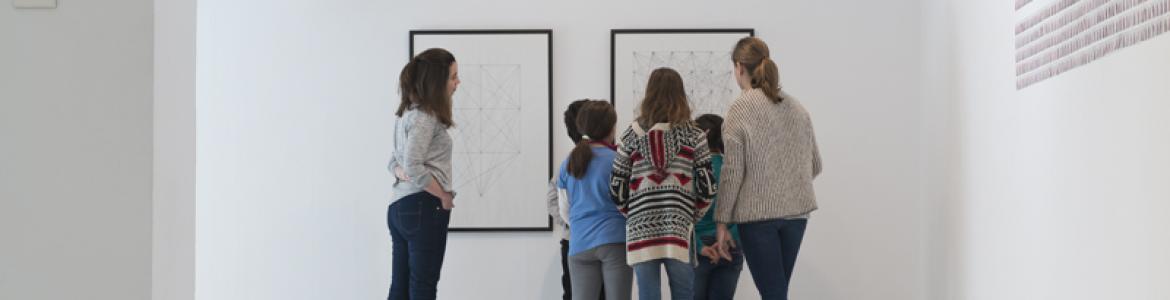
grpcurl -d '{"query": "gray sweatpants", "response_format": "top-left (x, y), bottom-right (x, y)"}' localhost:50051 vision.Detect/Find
top-left (568, 243), bottom-right (632, 300)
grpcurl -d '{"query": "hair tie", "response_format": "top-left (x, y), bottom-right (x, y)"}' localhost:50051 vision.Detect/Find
top-left (582, 135), bottom-right (591, 140)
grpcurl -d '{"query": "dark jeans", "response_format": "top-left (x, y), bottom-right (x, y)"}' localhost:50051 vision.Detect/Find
top-left (693, 248), bottom-right (743, 300)
top-left (562, 239), bottom-right (572, 300)
top-left (562, 239), bottom-right (606, 300)
top-left (738, 219), bottom-right (807, 300)
top-left (388, 192), bottom-right (451, 300)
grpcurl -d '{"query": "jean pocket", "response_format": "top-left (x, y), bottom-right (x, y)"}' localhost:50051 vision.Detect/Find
top-left (396, 199), bottom-right (422, 235)
top-left (428, 196), bottom-right (451, 226)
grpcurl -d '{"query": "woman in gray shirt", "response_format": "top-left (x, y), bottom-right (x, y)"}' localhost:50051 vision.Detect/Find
top-left (386, 48), bottom-right (459, 300)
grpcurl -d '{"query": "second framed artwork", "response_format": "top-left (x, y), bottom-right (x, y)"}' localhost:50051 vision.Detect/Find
top-left (610, 29), bottom-right (755, 127)
top-left (410, 30), bottom-right (553, 231)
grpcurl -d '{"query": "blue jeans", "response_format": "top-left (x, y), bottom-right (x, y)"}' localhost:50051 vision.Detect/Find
top-left (693, 248), bottom-right (743, 300)
top-left (738, 219), bottom-right (807, 300)
top-left (633, 259), bottom-right (694, 300)
top-left (387, 192), bottom-right (451, 300)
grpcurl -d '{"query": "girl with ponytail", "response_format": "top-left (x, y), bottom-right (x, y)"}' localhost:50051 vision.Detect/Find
top-left (714, 37), bottom-right (824, 300)
top-left (555, 100), bottom-right (632, 300)
top-left (566, 101), bottom-right (618, 178)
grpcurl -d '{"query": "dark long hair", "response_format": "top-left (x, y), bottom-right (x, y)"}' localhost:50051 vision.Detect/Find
top-left (566, 101), bottom-right (617, 178)
top-left (397, 48), bottom-right (456, 126)
top-left (563, 99), bottom-right (591, 144)
top-left (732, 37), bottom-right (783, 103)
top-left (695, 114), bottom-right (724, 153)
top-left (637, 68), bottom-right (692, 126)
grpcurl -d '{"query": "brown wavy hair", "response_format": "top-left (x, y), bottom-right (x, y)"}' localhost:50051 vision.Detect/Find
top-left (636, 68), bottom-right (692, 126)
top-left (396, 48), bottom-right (456, 127)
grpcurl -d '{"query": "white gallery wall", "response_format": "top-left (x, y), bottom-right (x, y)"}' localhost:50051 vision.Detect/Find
top-left (0, 1), bottom-right (154, 299)
top-left (4, 0), bottom-right (1167, 299)
top-left (944, 1), bottom-right (1170, 299)
top-left (918, 1), bottom-right (960, 298)
top-left (195, 0), bottom-right (931, 299)
top-left (153, 0), bottom-right (197, 299)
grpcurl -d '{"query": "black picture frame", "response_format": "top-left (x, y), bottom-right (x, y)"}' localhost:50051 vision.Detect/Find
top-left (409, 29), bottom-right (553, 232)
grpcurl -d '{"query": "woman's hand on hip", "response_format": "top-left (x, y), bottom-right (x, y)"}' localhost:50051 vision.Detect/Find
top-left (437, 191), bottom-right (455, 210)
top-left (393, 166), bottom-right (411, 181)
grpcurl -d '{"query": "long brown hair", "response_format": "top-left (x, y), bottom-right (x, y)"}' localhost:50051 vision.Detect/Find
top-left (637, 68), bottom-right (692, 126)
top-left (566, 100), bottom-right (617, 178)
top-left (397, 48), bottom-right (456, 127)
top-left (732, 37), bottom-right (783, 103)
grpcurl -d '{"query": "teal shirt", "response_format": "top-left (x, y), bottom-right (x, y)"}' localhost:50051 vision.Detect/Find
top-left (694, 154), bottom-right (740, 253)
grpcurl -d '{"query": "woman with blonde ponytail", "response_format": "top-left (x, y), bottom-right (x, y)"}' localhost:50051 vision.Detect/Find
top-left (556, 100), bottom-right (632, 300)
top-left (712, 37), bottom-right (823, 300)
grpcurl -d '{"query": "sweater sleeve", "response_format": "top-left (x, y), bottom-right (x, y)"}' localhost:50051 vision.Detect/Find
top-left (557, 188), bottom-right (571, 228)
top-left (715, 108), bottom-right (746, 224)
top-left (387, 156), bottom-right (399, 185)
top-left (387, 120), bottom-right (400, 184)
top-left (810, 121), bottom-right (823, 178)
top-left (609, 128), bottom-right (634, 216)
top-left (400, 112), bottom-right (438, 190)
top-left (691, 127), bottom-right (717, 222)
top-left (547, 176), bottom-right (566, 226)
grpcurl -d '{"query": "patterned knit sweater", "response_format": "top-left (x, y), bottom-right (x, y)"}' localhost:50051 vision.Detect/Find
top-left (610, 121), bottom-right (717, 265)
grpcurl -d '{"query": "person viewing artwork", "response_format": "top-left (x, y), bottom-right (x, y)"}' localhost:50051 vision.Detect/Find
top-left (556, 100), bottom-right (633, 300)
top-left (610, 67), bottom-right (717, 300)
top-left (713, 37), bottom-right (823, 300)
top-left (690, 114), bottom-right (744, 300)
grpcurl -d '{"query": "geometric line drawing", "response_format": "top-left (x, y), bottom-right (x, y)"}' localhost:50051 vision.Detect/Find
top-left (411, 29), bottom-right (552, 232)
top-left (448, 64), bottom-right (523, 196)
top-left (631, 50), bottom-right (738, 117)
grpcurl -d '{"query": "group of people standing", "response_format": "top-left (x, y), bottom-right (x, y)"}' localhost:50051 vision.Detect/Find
top-left (388, 36), bottom-right (822, 300)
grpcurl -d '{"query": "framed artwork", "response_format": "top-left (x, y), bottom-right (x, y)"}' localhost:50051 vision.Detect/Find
top-left (610, 29), bottom-right (755, 127)
top-left (410, 30), bottom-right (553, 231)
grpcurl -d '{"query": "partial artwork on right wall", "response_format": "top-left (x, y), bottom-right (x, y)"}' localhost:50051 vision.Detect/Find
top-left (1015, 0), bottom-right (1170, 89)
